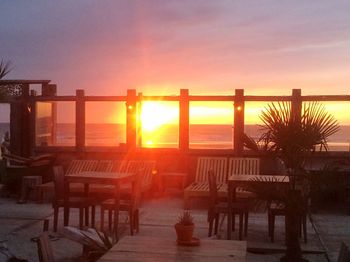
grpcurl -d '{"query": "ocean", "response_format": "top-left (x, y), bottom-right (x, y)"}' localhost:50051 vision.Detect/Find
top-left (1, 123), bottom-right (350, 151)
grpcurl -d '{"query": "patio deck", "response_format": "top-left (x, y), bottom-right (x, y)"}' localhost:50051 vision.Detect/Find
top-left (0, 194), bottom-right (349, 262)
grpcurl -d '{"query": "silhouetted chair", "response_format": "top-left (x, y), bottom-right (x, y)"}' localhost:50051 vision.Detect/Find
top-left (2, 153), bottom-right (55, 196)
top-left (208, 170), bottom-right (249, 240)
top-left (100, 172), bottom-right (141, 235)
top-left (36, 232), bottom-right (54, 262)
top-left (52, 166), bottom-right (96, 232)
top-left (268, 181), bottom-right (309, 243)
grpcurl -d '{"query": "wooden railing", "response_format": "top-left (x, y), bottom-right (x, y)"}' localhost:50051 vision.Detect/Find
top-left (2, 80), bottom-right (350, 157)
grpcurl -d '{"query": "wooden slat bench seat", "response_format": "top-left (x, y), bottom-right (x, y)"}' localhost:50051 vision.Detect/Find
top-left (184, 157), bottom-right (227, 209)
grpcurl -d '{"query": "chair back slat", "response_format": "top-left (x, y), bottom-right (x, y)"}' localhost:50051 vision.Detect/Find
top-left (110, 160), bottom-right (128, 172)
top-left (228, 157), bottom-right (260, 176)
top-left (37, 232), bottom-right (55, 262)
top-left (195, 157), bottom-right (227, 182)
top-left (96, 160), bottom-right (113, 172)
top-left (66, 160), bottom-right (99, 175)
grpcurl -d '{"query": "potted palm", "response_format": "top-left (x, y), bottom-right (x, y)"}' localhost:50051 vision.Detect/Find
top-left (174, 211), bottom-right (195, 243)
top-left (244, 101), bottom-right (339, 262)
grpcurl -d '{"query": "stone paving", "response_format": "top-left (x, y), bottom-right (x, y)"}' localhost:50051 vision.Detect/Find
top-left (0, 194), bottom-right (349, 261)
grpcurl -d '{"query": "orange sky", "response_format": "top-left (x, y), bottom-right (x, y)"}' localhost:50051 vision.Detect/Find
top-left (2, 2), bottom-right (350, 125)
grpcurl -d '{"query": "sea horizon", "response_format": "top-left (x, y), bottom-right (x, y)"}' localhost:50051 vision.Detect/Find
top-left (1, 122), bottom-right (350, 151)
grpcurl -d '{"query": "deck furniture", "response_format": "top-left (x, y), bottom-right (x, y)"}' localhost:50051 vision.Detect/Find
top-left (2, 153), bottom-right (55, 196)
top-left (267, 201), bottom-right (307, 243)
top-left (208, 170), bottom-right (249, 240)
top-left (124, 160), bottom-right (156, 194)
top-left (52, 166), bottom-right (96, 231)
top-left (36, 231), bottom-right (54, 262)
top-left (100, 172), bottom-right (141, 234)
top-left (184, 157), bottom-right (227, 209)
top-left (227, 157), bottom-right (260, 199)
top-left (36, 159), bottom-right (108, 202)
top-left (227, 174), bottom-right (289, 240)
top-left (97, 235), bottom-right (247, 262)
top-left (64, 171), bottom-right (136, 238)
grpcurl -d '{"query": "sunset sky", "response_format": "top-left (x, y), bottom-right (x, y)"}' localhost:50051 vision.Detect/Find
top-left (1, 1), bottom-right (350, 124)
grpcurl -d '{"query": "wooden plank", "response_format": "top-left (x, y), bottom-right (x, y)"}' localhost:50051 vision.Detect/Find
top-left (98, 236), bottom-right (246, 262)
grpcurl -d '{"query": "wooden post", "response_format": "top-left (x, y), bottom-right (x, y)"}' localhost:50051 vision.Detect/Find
top-left (234, 89), bottom-right (245, 155)
top-left (179, 89), bottom-right (189, 151)
top-left (10, 84), bottom-right (31, 156)
top-left (137, 92), bottom-right (143, 147)
top-left (29, 90), bottom-right (37, 155)
top-left (126, 89), bottom-right (137, 150)
top-left (291, 89), bottom-right (302, 124)
top-left (76, 89), bottom-right (85, 153)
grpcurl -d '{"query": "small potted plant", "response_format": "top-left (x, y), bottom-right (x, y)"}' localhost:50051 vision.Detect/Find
top-left (174, 210), bottom-right (194, 243)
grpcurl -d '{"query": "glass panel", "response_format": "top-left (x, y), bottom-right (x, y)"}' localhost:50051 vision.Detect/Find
top-left (244, 101), bottom-right (270, 146)
top-left (189, 102), bottom-right (233, 149)
top-left (139, 101), bottom-right (179, 148)
top-left (313, 101), bottom-right (350, 152)
top-left (35, 102), bottom-right (54, 146)
top-left (85, 102), bottom-right (126, 146)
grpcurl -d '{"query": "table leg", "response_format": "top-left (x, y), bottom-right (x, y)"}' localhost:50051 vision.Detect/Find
top-left (227, 183), bottom-right (232, 240)
top-left (113, 183), bottom-right (120, 239)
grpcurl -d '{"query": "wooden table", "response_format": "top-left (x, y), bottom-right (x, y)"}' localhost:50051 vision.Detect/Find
top-left (227, 174), bottom-right (289, 240)
top-left (64, 171), bottom-right (135, 237)
top-left (98, 235), bottom-right (247, 262)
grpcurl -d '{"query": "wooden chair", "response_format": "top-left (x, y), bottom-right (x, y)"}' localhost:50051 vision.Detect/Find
top-left (52, 165), bottom-right (96, 232)
top-left (36, 159), bottom-right (99, 202)
top-left (125, 160), bottom-right (156, 194)
top-left (100, 172), bottom-right (141, 235)
top-left (2, 153), bottom-right (55, 197)
top-left (337, 241), bottom-right (350, 262)
top-left (184, 157), bottom-right (228, 209)
top-left (227, 157), bottom-right (260, 199)
top-left (37, 232), bottom-right (54, 262)
top-left (208, 170), bottom-right (249, 240)
top-left (268, 182), bottom-right (309, 243)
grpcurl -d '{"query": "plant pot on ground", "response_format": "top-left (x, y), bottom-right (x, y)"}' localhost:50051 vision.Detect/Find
top-left (174, 211), bottom-right (194, 242)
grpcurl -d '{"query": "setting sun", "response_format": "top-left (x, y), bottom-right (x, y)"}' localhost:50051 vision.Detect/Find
top-left (140, 102), bottom-right (179, 131)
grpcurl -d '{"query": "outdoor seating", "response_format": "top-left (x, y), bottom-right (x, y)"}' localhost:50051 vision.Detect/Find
top-left (100, 171), bottom-right (141, 235)
top-left (268, 201), bottom-right (306, 243)
top-left (227, 157), bottom-right (259, 199)
top-left (124, 160), bottom-right (156, 194)
top-left (1, 152), bottom-right (55, 198)
top-left (184, 157), bottom-right (228, 209)
top-left (52, 165), bottom-right (96, 232)
top-left (37, 159), bottom-right (104, 202)
top-left (208, 170), bottom-right (249, 240)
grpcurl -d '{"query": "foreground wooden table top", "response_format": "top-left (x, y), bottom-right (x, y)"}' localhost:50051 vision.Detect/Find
top-left (98, 235), bottom-right (247, 262)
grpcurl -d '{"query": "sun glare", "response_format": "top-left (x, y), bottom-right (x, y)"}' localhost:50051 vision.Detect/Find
top-left (140, 102), bottom-right (178, 131)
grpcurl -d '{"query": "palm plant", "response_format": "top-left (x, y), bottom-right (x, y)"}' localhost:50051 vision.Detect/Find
top-left (0, 59), bottom-right (12, 79)
top-left (0, 59), bottom-right (13, 101)
top-left (245, 101), bottom-right (339, 262)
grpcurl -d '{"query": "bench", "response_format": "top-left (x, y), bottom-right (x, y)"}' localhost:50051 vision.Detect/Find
top-left (184, 157), bottom-right (261, 209)
top-left (226, 157), bottom-right (260, 198)
top-left (184, 157), bottom-right (228, 209)
top-left (36, 160), bottom-right (112, 202)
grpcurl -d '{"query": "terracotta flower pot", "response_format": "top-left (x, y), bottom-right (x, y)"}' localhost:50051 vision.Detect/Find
top-left (174, 223), bottom-right (194, 242)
